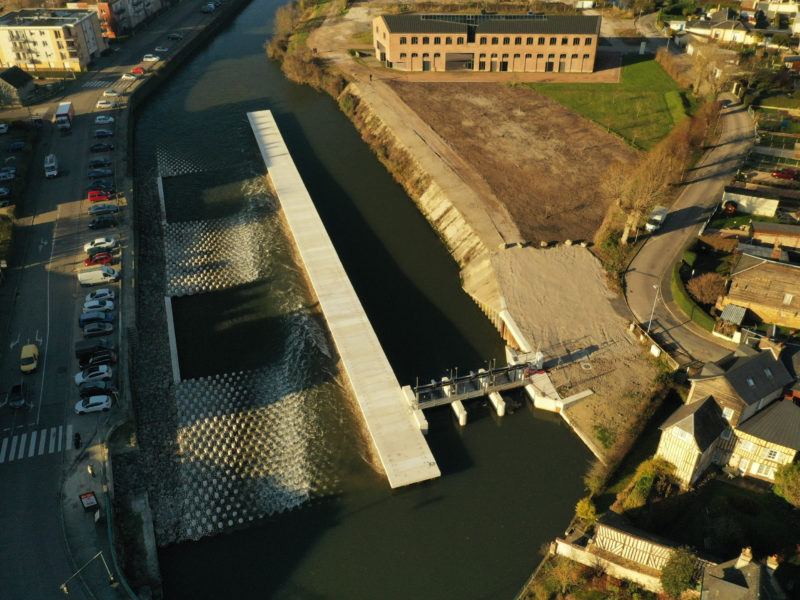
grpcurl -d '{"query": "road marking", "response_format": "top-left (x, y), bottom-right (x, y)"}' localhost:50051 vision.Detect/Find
top-left (65, 424), bottom-right (72, 452)
top-left (35, 329), bottom-right (42, 344)
top-left (49, 427), bottom-right (56, 453)
top-left (38, 429), bottom-right (46, 455)
top-left (27, 431), bottom-right (36, 457)
top-left (0, 438), bottom-right (7, 462)
top-left (57, 426), bottom-right (62, 452)
top-left (16, 433), bottom-right (26, 459)
top-left (36, 204), bottom-right (59, 426)
top-left (8, 436), bottom-right (17, 461)
top-left (9, 332), bottom-right (19, 350)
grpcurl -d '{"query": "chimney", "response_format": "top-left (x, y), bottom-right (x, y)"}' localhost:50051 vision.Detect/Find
top-left (771, 240), bottom-right (782, 261)
top-left (766, 554), bottom-right (780, 575)
top-left (736, 547), bottom-right (753, 569)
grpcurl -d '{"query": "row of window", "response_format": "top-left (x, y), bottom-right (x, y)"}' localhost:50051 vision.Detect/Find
top-left (398, 52), bottom-right (591, 60)
top-left (398, 35), bottom-right (593, 47)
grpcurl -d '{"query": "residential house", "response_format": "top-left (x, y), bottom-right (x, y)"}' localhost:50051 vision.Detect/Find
top-left (750, 221), bottom-right (800, 249)
top-left (0, 66), bottom-right (34, 105)
top-left (0, 9), bottom-right (107, 73)
top-left (372, 13), bottom-right (600, 73)
top-left (655, 346), bottom-right (797, 487)
top-left (701, 547), bottom-right (786, 599)
top-left (685, 11), bottom-right (756, 44)
top-left (720, 255), bottom-right (800, 328)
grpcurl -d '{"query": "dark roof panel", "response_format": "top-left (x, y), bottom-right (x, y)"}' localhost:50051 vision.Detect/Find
top-left (0, 66), bottom-right (32, 89)
top-left (659, 396), bottom-right (727, 451)
top-left (737, 399), bottom-right (800, 450)
top-left (381, 14), bottom-right (601, 36)
top-left (381, 14), bottom-right (467, 34)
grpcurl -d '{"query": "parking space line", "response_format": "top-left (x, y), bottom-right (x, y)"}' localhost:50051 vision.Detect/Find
top-left (0, 438), bottom-right (7, 462)
top-left (8, 436), bottom-right (17, 462)
top-left (49, 427), bottom-right (56, 453)
top-left (65, 425), bottom-right (72, 453)
top-left (16, 434), bottom-right (26, 460)
top-left (38, 429), bottom-right (46, 455)
top-left (28, 431), bottom-right (37, 457)
top-left (57, 426), bottom-right (62, 452)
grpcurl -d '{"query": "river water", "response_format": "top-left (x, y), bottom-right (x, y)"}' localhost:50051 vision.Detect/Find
top-left (136, 0), bottom-right (591, 597)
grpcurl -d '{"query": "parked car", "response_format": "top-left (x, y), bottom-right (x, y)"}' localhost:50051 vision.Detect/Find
top-left (131, 66), bottom-right (145, 75)
top-left (74, 365), bottom-right (112, 386)
top-left (167, 32), bottom-right (183, 40)
top-left (7, 382), bottom-right (25, 409)
top-left (78, 380), bottom-right (116, 397)
top-left (79, 311), bottom-right (114, 327)
top-left (88, 158), bottom-right (111, 169)
top-left (142, 54), bottom-right (160, 62)
top-left (771, 168), bottom-right (797, 179)
top-left (88, 168), bottom-right (113, 179)
top-left (84, 237), bottom-right (117, 253)
top-left (85, 288), bottom-right (115, 303)
top-left (20, 344), bottom-right (39, 373)
top-left (103, 89), bottom-right (121, 97)
top-left (0, 188), bottom-right (10, 198)
top-left (96, 100), bottom-right (116, 110)
top-left (154, 46), bottom-right (170, 53)
top-left (88, 180), bottom-right (115, 193)
top-left (83, 299), bottom-right (115, 313)
top-left (84, 252), bottom-right (114, 267)
top-left (74, 394), bottom-right (114, 414)
top-left (6, 141), bottom-right (24, 152)
top-left (0, 124), bottom-right (8, 134)
top-left (88, 204), bottom-right (119, 216)
top-left (89, 216), bottom-right (118, 230)
top-left (0, 171), bottom-right (15, 181)
top-left (90, 143), bottom-right (114, 153)
top-left (79, 350), bottom-right (117, 370)
top-left (88, 190), bottom-right (112, 203)
top-left (1, 165), bottom-right (17, 175)
top-left (94, 129), bottom-right (114, 138)
top-left (95, 115), bottom-right (115, 125)
top-left (82, 322), bottom-right (114, 338)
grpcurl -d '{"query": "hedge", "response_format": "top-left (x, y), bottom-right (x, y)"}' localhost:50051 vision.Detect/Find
top-left (671, 262), bottom-right (715, 332)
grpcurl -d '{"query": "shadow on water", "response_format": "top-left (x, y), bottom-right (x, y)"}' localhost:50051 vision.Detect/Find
top-left (162, 166), bottom-right (263, 221)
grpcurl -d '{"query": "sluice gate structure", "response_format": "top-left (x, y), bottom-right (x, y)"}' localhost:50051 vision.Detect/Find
top-left (248, 110), bottom-right (440, 489)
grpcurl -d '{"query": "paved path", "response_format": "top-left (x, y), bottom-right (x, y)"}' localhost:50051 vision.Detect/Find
top-left (626, 93), bottom-right (755, 364)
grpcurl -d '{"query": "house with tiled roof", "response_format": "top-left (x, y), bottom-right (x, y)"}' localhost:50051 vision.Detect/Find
top-left (655, 346), bottom-right (798, 487)
top-left (372, 13), bottom-right (600, 73)
top-left (701, 547), bottom-right (786, 599)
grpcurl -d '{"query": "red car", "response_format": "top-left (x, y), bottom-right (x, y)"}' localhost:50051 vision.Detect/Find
top-left (84, 252), bottom-right (114, 267)
top-left (771, 168), bottom-right (797, 179)
top-left (131, 66), bottom-right (145, 75)
top-left (88, 190), bottom-right (112, 203)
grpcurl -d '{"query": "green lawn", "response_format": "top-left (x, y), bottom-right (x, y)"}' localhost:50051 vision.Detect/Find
top-left (525, 54), bottom-right (687, 150)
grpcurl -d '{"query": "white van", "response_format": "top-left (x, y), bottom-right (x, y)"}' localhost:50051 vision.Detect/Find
top-left (77, 265), bottom-right (119, 286)
top-left (44, 154), bottom-right (58, 178)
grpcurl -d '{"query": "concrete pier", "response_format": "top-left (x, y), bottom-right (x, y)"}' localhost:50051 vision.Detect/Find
top-left (248, 110), bottom-right (440, 489)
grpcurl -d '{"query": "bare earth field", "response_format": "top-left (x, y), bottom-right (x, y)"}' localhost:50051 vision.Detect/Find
top-left (388, 81), bottom-right (637, 243)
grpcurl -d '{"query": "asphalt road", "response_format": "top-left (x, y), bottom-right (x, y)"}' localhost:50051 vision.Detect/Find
top-left (0, 2), bottom-right (219, 597)
top-left (626, 92), bottom-right (755, 364)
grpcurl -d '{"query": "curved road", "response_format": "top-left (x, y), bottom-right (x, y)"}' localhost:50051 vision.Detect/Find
top-left (626, 92), bottom-right (754, 364)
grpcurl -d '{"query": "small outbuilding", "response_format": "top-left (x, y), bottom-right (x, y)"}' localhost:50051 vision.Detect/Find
top-left (0, 67), bottom-right (34, 106)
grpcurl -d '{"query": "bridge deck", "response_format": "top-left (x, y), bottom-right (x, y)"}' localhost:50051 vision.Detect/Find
top-left (248, 110), bottom-right (440, 489)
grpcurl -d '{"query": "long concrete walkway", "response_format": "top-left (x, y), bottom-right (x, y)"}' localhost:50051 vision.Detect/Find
top-left (247, 110), bottom-right (440, 489)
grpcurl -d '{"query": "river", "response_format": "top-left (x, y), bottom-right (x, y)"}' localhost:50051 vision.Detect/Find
top-left (134, 0), bottom-right (591, 597)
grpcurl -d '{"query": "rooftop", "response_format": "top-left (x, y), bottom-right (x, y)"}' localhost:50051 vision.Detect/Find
top-left (380, 13), bottom-right (602, 36)
top-left (0, 9), bottom-right (94, 28)
top-left (737, 399), bottom-right (800, 450)
top-left (751, 221), bottom-right (800, 238)
top-left (695, 347), bottom-right (793, 406)
top-left (660, 396), bottom-right (726, 451)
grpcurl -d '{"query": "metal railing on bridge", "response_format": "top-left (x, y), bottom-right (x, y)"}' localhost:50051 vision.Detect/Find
top-left (413, 362), bottom-right (535, 410)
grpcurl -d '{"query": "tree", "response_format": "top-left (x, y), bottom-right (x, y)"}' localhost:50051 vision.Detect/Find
top-left (686, 272), bottom-right (726, 305)
top-left (773, 462), bottom-right (800, 507)
top-left (576, 496), bottom-right (598, 526)
top-left (661, 546), bottom-right (697, 598)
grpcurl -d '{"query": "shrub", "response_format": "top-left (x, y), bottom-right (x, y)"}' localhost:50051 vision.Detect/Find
top-left (660, 546), bottom-right (697, 598)
top-left (773, 462), bottom-right (800, 508)
top-left (671, 262), bottom-right (715, 331)
top-left (576, 496), bottom-right (598, 526)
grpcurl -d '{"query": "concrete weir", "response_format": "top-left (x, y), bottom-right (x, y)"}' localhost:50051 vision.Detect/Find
top-left (247, 110), bottom-right (440, 488)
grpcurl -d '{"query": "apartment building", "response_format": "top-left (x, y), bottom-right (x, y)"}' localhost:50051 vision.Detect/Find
top-left (372, 13), bottom-right (601, 73)
top-left (0, 9), bottom-right (107, 73)
top-left (67, 0), bottom-right (163, 39)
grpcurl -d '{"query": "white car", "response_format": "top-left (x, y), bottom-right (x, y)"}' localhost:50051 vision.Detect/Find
top-left (75, 394), bottom-right (113, 414)
top-left (142, 54), bottom-right (160, 62)
top-left (0, 171), bottom-right (14, 181)
top-left (83, 299), bottom-right (115, 313)
top-left (0, 124), bottom-right (8, 134)
top-left (103, 89), bottom-right (121, 97)
top-left (74, 365), bottom-right (112, 386)
top-left (121, 73), bottom-right (140, 81)
top-left (154, 46), bottom-right (169, 53)
top-left (84, 237), bottom-right (117, 253)
top-left (86, 288), bottom-right (115, 303)
top-left (96, 100), bottom-right (116, 110)
top-left (95, 115), bottom-right (115, 125)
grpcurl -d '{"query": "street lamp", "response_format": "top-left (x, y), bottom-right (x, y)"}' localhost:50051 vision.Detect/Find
top-left (59, 551), bottom-right (117, 595)
top-left (647, 284), bottom-right (660, 334)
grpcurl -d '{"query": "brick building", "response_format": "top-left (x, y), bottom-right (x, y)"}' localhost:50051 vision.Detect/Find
top-left (372, 13), bottom-right (601, 73)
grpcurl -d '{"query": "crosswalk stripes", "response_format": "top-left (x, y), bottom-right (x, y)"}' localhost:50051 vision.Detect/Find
top-left (0, 425), bottom-right (70, 464)
top-left (82, 79), bottom-right (114, 89)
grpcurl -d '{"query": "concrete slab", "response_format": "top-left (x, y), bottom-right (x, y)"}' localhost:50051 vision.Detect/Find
top-left (247, 110), bottom-right (440, 488)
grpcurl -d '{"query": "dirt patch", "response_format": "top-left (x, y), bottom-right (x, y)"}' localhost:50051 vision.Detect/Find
top-left (388, 81), bottom-right (637, 243)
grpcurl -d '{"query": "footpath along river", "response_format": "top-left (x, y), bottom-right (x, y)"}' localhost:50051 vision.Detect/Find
top-left (135, 0), bottom-right (591, 597)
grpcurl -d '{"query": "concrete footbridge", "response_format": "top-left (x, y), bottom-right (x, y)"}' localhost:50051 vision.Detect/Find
top-left (248, 110), bottom-right (440, 489)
